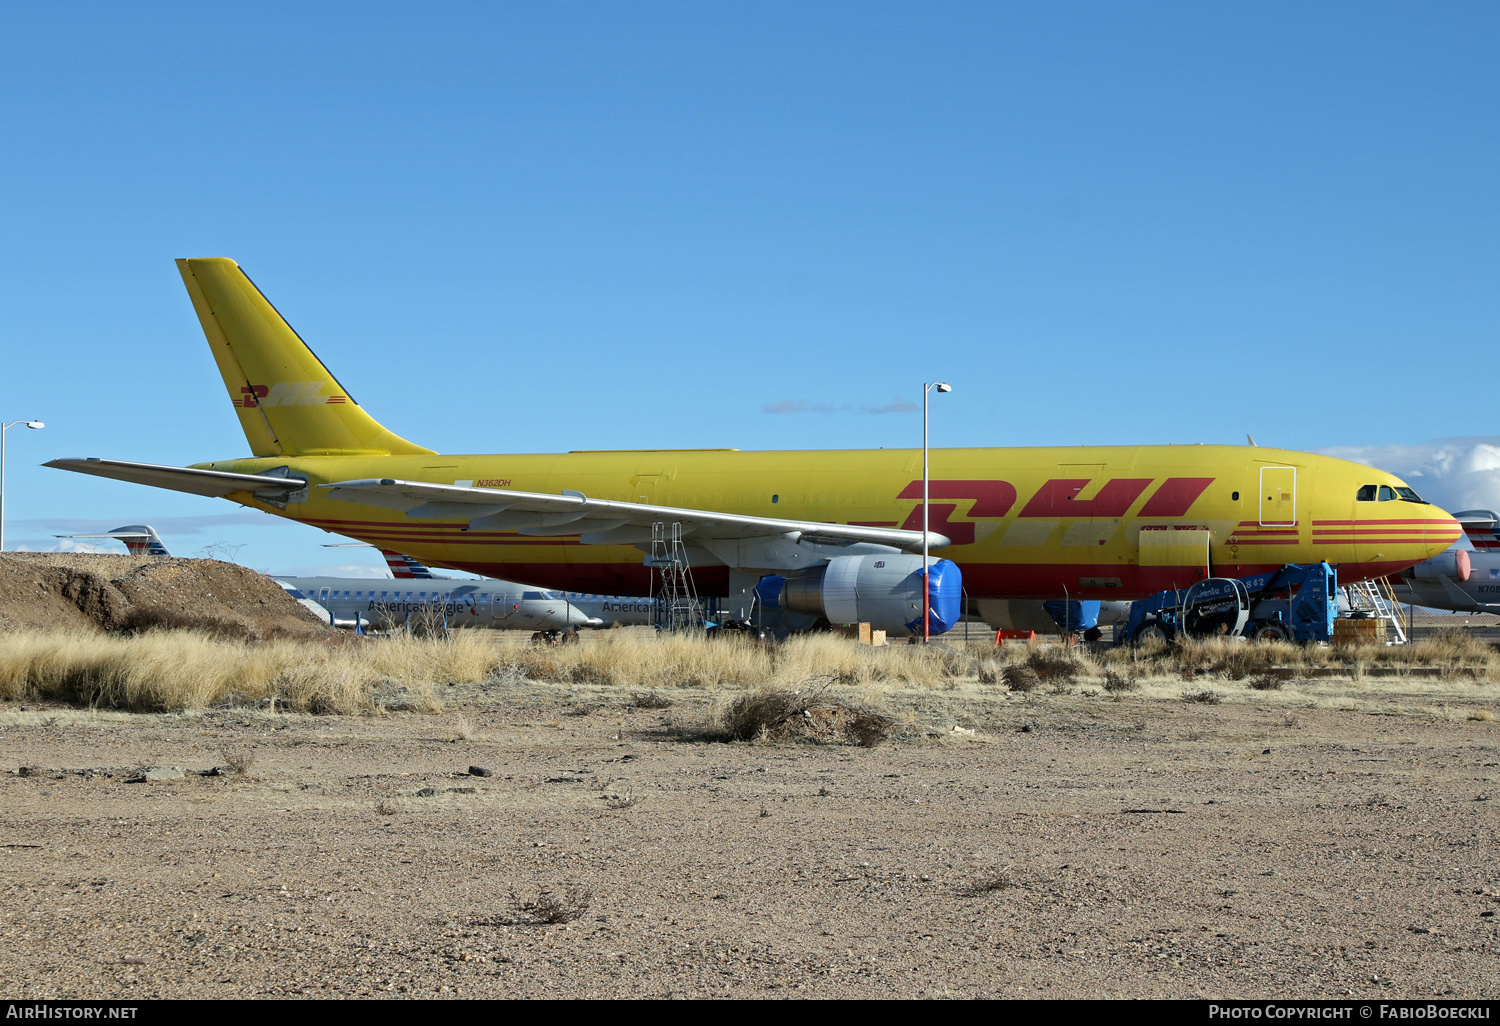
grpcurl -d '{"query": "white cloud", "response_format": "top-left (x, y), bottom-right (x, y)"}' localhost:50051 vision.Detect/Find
top-left (1320, 436), bottom-right (1500, 515)
top-left (762, 399), bottom-right (841, 414)
top-left (861, 399), bottom-right (918, 415)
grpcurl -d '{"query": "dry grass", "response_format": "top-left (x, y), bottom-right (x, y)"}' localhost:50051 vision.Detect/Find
top-left (0, 630), bottom-right (498, 713)
top-left (3, 623), bottom-right (1498, 718)
top-left (491, 629), bottom-right (962, 693)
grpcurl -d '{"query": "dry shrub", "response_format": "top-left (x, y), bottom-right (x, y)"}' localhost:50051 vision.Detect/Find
top-left (705, 688), bottom-right (892, 746)
top-left (1181, 687), bottom-right (1222, 705)
top-left (961, 873), bottom-right (1013, 896)
top-left (1248, 668), bottom-right (1297, 691)
top-left (1101, 669), bottom-right (1138, 693)
top-left (510, 884), bottom-right (593, 925)
top-left (1026, 648), bottom-right (1082, 682)
top-left (977, 661), bottom-right (1002, 686)
top-left (220, 746), bottom-right (255, 774)
top-left (1002, 665), bottom-right (1043, 693)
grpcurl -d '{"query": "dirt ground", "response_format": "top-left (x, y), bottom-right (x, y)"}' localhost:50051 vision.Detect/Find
top-left (0, 553), bottom-right (331, 638)
top-left (2, 671), bottom-right (1497, 1000)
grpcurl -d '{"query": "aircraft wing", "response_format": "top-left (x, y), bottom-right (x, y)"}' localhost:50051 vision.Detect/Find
top-left (321, 478), bottom-right (949, 551)
top-left (45, 458), bottom-right (308, 501)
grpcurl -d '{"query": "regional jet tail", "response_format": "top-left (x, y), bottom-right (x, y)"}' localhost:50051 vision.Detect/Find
top-left (65, 525), bottom-right (599, 632)
top-left (1455, 510), bottom-right (1500, 553)
top-left (383, 549), bottom-right (435, 579)
top-left (45, 258), bottom-right (1465, 639)
top-left (56, 524), bottom-right (170, 557)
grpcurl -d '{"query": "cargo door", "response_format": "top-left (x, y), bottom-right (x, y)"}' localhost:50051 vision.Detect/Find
top-left (1259, 466), bottom-right (1297, 527)
top-left (1138, 524), bottom-right (1211, 593)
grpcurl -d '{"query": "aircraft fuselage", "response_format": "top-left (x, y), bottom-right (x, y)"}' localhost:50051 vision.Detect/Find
top-left (200, 443), bottom-right (1461, 600)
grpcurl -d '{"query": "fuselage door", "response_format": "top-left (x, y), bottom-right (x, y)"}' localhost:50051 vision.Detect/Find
top-left (1259, 466), bottom-right (1297, 527)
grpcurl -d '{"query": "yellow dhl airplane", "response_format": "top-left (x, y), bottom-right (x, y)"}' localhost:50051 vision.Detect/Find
top-left (47, 258), bottom-right (1462, 637)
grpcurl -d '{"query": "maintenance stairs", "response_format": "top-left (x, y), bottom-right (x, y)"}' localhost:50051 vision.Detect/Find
top-left (649, 522), bottom-right (707, 630)
top-left (1344, 578), bottom-right (1408, 645)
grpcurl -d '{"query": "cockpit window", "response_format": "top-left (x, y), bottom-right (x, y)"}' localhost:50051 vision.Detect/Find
top-left (1395, 486), bottom-right (1429, 504)
top-left (1356, 485), bottom-right (1377, 501)
top-left (1379, 486), bottom-right (1397, 501)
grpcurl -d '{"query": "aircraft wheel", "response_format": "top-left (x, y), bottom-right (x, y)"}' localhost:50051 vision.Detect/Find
top-left (1133, 622), bottom-right (1173, 646)
top-left (1251, 622), bottom-right (1290, 642)
top-left (1083, 627), bottom-right (1103, 643)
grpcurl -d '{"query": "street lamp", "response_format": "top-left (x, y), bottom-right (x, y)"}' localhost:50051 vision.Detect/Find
top-left (922, 383), bottom-right (951, 641)
top-left (1, 420), bottom-right (45, 553)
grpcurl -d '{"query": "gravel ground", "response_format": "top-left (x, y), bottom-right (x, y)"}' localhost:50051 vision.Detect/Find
top-left (1, 678), bottom-right (1497, 1000)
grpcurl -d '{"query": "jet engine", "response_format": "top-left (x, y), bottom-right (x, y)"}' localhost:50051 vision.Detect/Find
top-left (756, 555), bottom-right (962, 637)
top-left (1408, 549), bottom-right (1471, 581)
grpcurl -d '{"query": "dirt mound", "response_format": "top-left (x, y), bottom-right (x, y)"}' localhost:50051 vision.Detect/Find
top-left (0, 553), bottom-right (334, 639)
top-left (707, 689), bottom-right (893, 746)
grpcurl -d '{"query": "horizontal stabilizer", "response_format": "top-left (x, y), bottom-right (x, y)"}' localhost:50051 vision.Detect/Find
top-left (55, 523), bottom-right (171, 557)
top-left (46, 458), bottom-right (307, 501)
top-left (321, 478), bottom-right (949, 552)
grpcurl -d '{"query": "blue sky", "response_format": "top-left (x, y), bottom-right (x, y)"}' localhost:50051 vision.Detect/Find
top-left (1, 2), bottom-right (1495, 574)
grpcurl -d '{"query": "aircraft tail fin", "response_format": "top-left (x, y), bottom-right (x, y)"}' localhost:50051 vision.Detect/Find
top-left (381, 549), bottom-right (435, 579)
top-left (176, 258), bottom-right (435, 458)
top-left (55, 524), bottom-right (171, 557)
top-left (1455, 510), bottom-right (1500, 552)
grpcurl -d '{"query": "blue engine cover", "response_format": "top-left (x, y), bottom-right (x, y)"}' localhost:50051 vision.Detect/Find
top-left (757, 558), bottom-right (964, 637)
top-left (1041, 599), bottom-right (1102, 631)
top-left (905, 559), bottom-right (963, 636)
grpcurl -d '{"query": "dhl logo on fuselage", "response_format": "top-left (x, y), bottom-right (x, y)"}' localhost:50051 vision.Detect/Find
top-left (239, 382), bottom-right (349, 408)
top-left (891, 478), bottom-right (1214, 544)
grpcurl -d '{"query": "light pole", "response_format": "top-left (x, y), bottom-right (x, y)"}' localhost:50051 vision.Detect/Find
top-left (922, 383), bottom-right (951, 641)
top-left (1, 420), bottom-right (45, 553)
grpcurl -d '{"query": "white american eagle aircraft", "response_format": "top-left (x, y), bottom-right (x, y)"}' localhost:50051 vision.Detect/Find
top-left (57, 525), bottom-right (602, 632)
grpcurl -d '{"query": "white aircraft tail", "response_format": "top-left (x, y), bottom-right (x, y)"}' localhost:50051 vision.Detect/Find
top-left (381, 549), bottom-right (436, 579)
top-left (1455, 510), bottom-right (1500, 552)
top-left (56, 524), bottom-right (171, 557)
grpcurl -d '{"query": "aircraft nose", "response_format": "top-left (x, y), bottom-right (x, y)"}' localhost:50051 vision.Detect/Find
top-left (1422, 507), bottom-right (1458, 552)
top-left (1425, 510), bottom-right (1464, 557)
